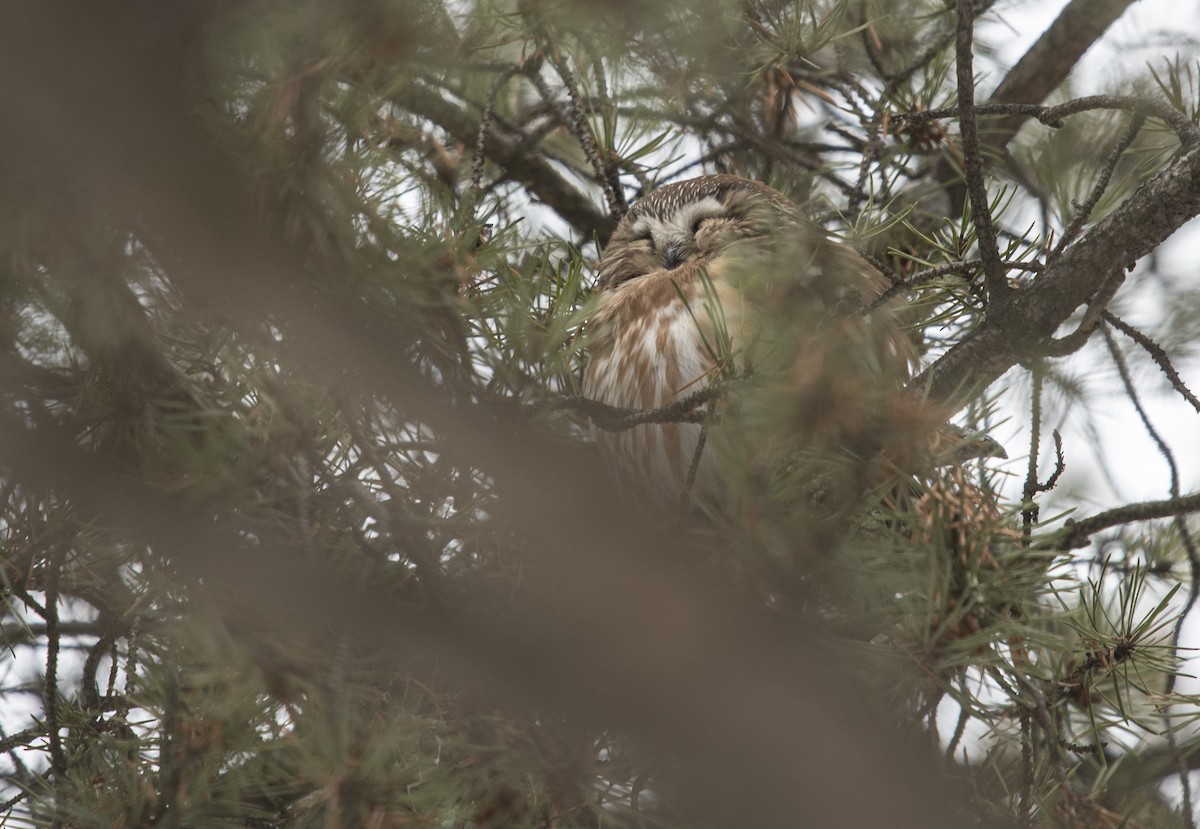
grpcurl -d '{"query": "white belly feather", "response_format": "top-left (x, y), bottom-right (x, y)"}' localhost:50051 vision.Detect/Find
top-left (583, 269), bottom-right (743, 505)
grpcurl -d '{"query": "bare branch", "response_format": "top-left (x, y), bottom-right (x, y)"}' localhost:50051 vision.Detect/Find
top-left (1040, 95), bottom-right (1200, 144)
top-left (42, 545), bottom-right (66, 777)
top-left (470, 67), bottom-right (521, 195)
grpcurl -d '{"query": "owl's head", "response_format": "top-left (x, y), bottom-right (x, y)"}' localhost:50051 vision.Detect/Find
top-left (596, 175), bottom-right (798, 291)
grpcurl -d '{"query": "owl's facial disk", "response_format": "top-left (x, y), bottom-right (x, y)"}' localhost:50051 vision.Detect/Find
top-left (596, 175), bottom-right (788, 290)
top-left (625, 196), bottom-right (731, 271)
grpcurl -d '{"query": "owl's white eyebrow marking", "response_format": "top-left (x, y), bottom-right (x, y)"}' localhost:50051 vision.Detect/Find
top-left (630, 196), bottom-right (726, 241)
top-left (628, 217), bottom-right (655, 237)
top-left (675, 197), bottom-right (726, 227)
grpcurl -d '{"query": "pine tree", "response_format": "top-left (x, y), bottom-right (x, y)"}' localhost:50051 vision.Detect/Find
top-left (1, 1), bottom-right (1199, 827)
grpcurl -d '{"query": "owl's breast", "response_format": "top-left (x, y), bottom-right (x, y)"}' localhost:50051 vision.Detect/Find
top-left (583, 268), bottom-right (745, 503)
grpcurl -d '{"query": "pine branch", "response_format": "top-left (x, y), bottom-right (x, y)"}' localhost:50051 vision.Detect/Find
top-left (929, 0), bottom-right (1141, 221)
top-left (863, 258), bottom-right (1043, 312)
top-left (0, 728), bottom-right (43, 756)
top-left (1057, 491), bottom-right (1200, 549)
top-left (553, 378), bottom-right (745, 430)
top-left (954, 0), bottom-right (1006, 303)
top-left (914, 137), bottom-right (1200, 410)
top-left (988, 0), bottom-right (1139, 146)
top-left (1103, 311), bottom-right (1200, 415)
top-left (523, 15), bottom-right (628, 218)
top-left (40, 258), bottom-right (199, 411)
top-left (401, 81), bottom-right (616, 240)
top-left (896, 96), bottom-right (1199, 143)
top-left (0, 409), bottom-right (1007, 829)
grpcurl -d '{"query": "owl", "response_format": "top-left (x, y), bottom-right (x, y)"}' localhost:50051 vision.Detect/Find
top-left (582, 174), bottom-right (917, 507)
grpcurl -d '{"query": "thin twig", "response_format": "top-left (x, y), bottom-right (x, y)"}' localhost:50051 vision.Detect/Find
top-left (471, 67), bottom-right (521, 196)
top-left (556, 377), bottom-right (748, 432)
top-left (105, 632), bottom-right (120, 706)
top-left (1018, 709), bottom-right (1033, 828)
top-left (1103, 311), bottom-right (1200, 414)
top-left (1043, 431), bottom-right (1065, 493)
top-left (1018, 675), bottom-right (1078, 827)
top-left (955, 0), bottom-right (1006, 303)
top-left (81, 628), bottom-right (119, 715)
top-left (1043, 95), bottom-right (1199, 145)
top-left (1023, 404), bottom-right (1065, 540)
top-left (1105, 323), bottom-right (1200, 828)
top-left (682, 403), bottom-right (713, 508)
top-left (530, 33), bottom-right (626, 217)
top-left (1059, 491), bottom-right (1200, 549)
top-left (863, 258), bottom-right (1043, 313)
top-left (43, 545), bottom-right (66, 779)
top-left (0, 722), bottom-right (32, 779)
top-left (944, 703), bottom-right (969, 765)
top-left (1, 791), bottom-right (27, 816)
top-left (116, 619), bottom-right (138, 724)
top-left (894, 96), bottom-right (1200, 146)
top-left (1102, 325), bottom-right (1195, 549)
top-left (1022, 362), bottom-right (1044, 542)
top-left (0, 727), bottom-right (43, 755)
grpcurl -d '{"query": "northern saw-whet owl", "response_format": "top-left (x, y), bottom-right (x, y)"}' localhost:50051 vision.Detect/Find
top-left (582, 174), bottom-right (918, 507)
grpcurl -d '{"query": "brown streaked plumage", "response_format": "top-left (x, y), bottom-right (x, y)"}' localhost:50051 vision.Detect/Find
top-left (583, 174), bottom-right (914, 507)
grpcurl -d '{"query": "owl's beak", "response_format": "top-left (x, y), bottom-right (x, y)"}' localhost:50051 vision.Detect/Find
top-left (663, 243), bottom-right (686, 270)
